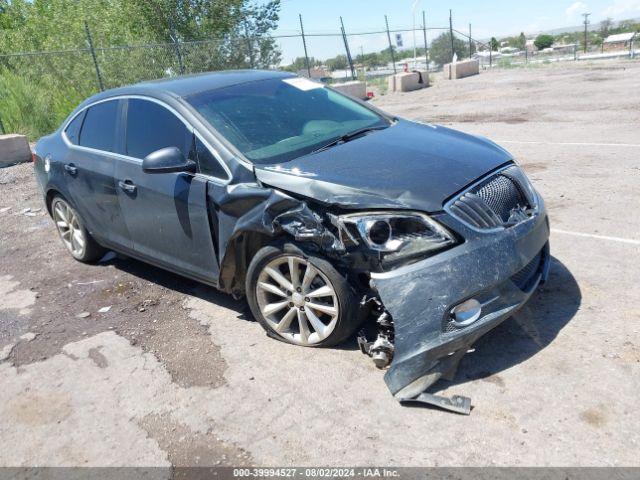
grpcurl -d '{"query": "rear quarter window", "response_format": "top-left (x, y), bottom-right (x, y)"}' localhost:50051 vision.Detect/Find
top-left (64, 110), bottom-right (86, 145)
top-left (79, 100), bottom-right (119, 152)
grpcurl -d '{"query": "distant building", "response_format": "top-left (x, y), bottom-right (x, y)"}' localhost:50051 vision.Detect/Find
top-left (602, 32), bottom-right (636, 52)
top-left (525, 39), bottom-right (536, 52)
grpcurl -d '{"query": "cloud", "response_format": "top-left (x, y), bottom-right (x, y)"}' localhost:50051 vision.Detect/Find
top-left (566, 1), bottom-right (589, 17)
top-left (601, 0), bottom-right (640, 17)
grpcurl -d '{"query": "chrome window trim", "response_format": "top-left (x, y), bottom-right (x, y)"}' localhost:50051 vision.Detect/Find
top-left (61, 94), bottom-right (232, 185)
top-left (443, 163), bottom-right (540, 234)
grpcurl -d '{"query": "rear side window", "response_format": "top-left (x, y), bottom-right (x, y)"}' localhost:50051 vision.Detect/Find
top-left (64, 110), bottom-right (85, 145)
top-left (195, 137), bottom-right (227, 179)
top-left (79, 100), bottom-right (119, 152)
top-left (125, 99), bottom-right (191, 159)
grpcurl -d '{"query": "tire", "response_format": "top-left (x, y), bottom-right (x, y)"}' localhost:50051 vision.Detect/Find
top-left (246, 243), bottom-right (361, 347)
top-left (50, 195), bottom-right (106, 263)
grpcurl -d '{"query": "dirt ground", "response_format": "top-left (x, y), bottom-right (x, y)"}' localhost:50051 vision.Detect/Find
top-left (1, 59), bottom-right (639, 469)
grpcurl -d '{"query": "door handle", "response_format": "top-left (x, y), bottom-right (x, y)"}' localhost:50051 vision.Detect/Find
top-left (64, 163), bottom-right (78, 175)
top-left (118, 180), bottom-right (137, 194)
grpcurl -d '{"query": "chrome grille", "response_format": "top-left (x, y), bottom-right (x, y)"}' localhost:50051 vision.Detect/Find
top-left (448, 166), bottom-right (535, 230)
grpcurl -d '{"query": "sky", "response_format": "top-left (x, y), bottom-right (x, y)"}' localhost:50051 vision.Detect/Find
top-left (268, 0), bottom-right (640, 63)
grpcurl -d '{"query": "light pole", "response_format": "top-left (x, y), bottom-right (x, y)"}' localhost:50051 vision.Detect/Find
top-left (412, 0), bottom-right (420, 69)
top-left (582, 12), bottom-right (591, 54)
top-left (449, 9), bottom-right (455, 62)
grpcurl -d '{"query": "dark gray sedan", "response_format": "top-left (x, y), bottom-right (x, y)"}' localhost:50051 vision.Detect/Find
top-left (33, 70), bottom-right (550, 409)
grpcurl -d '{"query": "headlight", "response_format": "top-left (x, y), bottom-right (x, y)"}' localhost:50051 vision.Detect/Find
top-left (337, 211), bottom-right (457, 261)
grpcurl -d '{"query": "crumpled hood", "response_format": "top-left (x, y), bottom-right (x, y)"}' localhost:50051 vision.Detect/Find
top-left (254, 119), bottom-right (513, 212)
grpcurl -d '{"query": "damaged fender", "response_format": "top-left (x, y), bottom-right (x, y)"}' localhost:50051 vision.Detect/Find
top-left (209, 182), bottom-right (343, 295)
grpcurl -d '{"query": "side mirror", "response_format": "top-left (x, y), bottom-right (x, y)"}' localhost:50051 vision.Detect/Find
top-left (142, 147), bottom-right (197, 174)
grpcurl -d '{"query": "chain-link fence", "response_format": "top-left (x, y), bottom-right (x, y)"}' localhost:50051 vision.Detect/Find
top-left (0, 21), bottom-right (269, 139)
top-left (1, 16), bottom-right (638, 140)
top-left (475, 40), bottom-right (637, 69)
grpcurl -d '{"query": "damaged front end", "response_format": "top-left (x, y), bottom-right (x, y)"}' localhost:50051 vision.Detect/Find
top-left (333, 165), bottom-right (551, 414)
top-left (364, 167), bottom-right (551, 414)
top-left (218, 163), bottom-right (550, 414)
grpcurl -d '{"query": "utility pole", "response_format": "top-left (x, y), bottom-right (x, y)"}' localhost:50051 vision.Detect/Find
top-left (299, 14), bottom-right (311, 78)
top-left (449, 9), bottom-right (455, 62)
top-left (340, 17), bottom-right (356, 80)
top-left (422, 10), bottom-right (429, 71)
top-left (582, 12), bottom-right (591, 54)
top-left (385, 15), bottom-right (397, 74)
top-left (412, 0), bottom-right (420, 69)
top-left (468, 23), bottom-right (473, 58)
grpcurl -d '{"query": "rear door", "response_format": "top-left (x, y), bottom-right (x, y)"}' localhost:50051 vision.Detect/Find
top-left (114, 97), bottom-right (219, 283)
top-left (62, 99), bottom-right (131, 249)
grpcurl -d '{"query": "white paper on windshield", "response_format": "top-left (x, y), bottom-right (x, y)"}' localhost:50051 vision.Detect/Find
top-left (283, 77), bottom-right (324, 91)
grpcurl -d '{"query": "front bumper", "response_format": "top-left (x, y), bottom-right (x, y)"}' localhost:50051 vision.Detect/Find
top-left (371, 201), bottom-right (550, 398)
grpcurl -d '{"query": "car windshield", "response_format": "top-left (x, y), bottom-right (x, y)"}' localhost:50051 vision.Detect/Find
top-left (186, 77), bottom-right (389, 165)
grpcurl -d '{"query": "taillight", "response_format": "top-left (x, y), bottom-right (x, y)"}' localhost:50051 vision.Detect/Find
top-left (32, 151), bottom-right (37, 163)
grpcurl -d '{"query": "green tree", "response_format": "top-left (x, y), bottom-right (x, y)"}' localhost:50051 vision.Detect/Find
top-left (600, 18), bottom-right (613, 38)
top-left (534, 34), bottom-right (554, 50)
top-left (429, 32), bottom-right (469, 65)
top-left (356, 52), bottom-right (385, 69)
top-left (489, 37), bottom-right (499, 51)
top-left (283, 56), bottom-right (321, 72)
top-left (126, 0), bottom-right (242, 43)
top-left (325, 54), bottom-right (348, 71)
top-left (0, 0), bottom-right (282, 138)
top-left (517, 32), bottom-right (526, 50)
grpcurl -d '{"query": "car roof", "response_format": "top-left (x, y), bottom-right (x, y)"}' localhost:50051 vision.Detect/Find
top-left (87, 69), bottom-right (295, 105)
top-left (136, 69), bottom-right (295, 97)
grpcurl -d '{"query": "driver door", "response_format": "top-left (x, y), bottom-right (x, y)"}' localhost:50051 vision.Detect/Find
top-left (114, 97), bottom-right (219, 283)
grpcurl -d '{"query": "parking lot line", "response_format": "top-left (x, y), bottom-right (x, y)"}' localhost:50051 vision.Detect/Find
top-left (498, 140), bottom-right (640, 148)
top-left (551, 228), bottom-right (640, 246)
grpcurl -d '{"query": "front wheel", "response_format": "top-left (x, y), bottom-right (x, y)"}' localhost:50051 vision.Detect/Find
top-left (246, 245), bottom-right (360, 347)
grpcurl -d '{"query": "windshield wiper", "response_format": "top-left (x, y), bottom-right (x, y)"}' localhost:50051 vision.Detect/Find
top-left (311, 125), bottom-right (389, 154)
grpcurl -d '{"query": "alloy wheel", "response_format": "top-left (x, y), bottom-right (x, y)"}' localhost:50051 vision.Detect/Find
top-left (52, 199), bottom-right (86, 258)
top-left (256, 255), bottom-right (340, 345)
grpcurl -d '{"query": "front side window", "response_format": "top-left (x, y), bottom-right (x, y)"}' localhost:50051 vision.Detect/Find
top-left (79, 100), bottom-right (119, 152)
top-left (186, 78), bottom-right (389, 165)
top-left (125, 99), bottom-right (192, 159)
top-left (195, 137), bottom-right (227, 179)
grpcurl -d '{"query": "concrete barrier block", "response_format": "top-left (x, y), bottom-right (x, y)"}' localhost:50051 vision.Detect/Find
top-left (387, 71), bottom-right (429, 93)
top-left (0, 134), bottom-right (31, 167)
top-left (444, 59), bottom-right (479, 79)
top-left (332, 81), bottom-right (367, 100)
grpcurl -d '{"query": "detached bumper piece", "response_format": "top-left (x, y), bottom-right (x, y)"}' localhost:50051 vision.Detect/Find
top-left (399, 392), bottom-right (472, 415)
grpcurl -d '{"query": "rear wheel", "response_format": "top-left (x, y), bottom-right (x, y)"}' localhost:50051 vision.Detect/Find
top-left (246, 245), bottom-right (360, 347)
top-left (51, 196), bottom-right (106, 263)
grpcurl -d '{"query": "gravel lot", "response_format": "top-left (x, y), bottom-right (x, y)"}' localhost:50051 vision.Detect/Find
top-left (1, 59), bottom-right (639, 469)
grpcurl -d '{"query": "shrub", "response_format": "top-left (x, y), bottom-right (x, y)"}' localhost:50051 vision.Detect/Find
top-left (534, 34), bottom-right (554, 50)
top-left (0, 68), bottom-right (87, 140)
